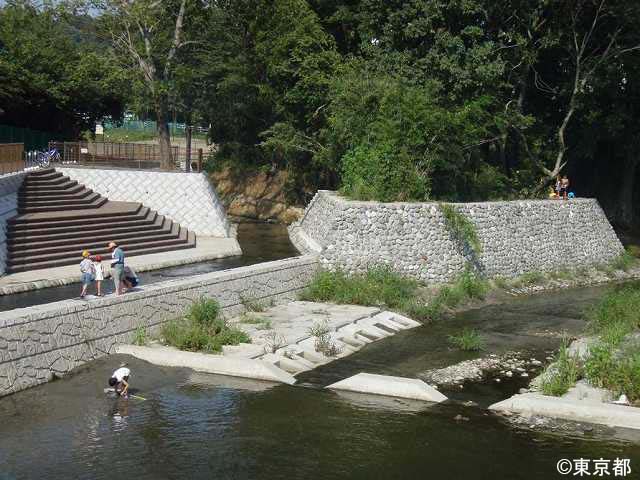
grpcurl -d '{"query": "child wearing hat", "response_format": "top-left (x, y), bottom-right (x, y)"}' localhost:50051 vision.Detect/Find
top-left (79, 250), bottom-right (95, 298)
top-left (93, 255), bottom-right (104, 297)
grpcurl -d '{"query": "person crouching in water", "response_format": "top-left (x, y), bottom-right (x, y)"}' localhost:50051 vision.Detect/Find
top-left (109, 363), bottom-right (131, 397)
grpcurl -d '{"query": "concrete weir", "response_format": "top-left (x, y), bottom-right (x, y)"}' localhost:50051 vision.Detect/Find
top-left (119, 302), bottom-right (423, 384)
top-left (327, 373), bottom-right (448, 403)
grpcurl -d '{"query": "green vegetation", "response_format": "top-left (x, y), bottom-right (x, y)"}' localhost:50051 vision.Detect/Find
top-left (448, 329), bottom-right (485, 352)
top-left (518, 271), bottom-right (546, 286)
top-left (300, 266), bottom-right (418, 310)
top-left (610, 249), bottom-right (637, 272)
top-left (301, 265), bottom-right (488, 323)
top-left (239, 313), bottom-right (272, 330)
top-left (133, 325), bottom-right (147, 346)
top-left (540, 340), bottom-right (582, 397)
top-left (161, 298), bottom-right (250, 353)
top-left (439, 204), bottom-right (482, 256)
top-left (5, 1), bottom-right (640, 221)
top-left (541, 283), bottom-right (640, 400)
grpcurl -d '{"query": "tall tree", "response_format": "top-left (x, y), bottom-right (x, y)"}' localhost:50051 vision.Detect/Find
top-left (97, 0), bottom-right (202, 169)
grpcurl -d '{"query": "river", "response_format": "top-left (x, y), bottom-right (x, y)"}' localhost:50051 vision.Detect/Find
top-left (1, 285), bottom-right (639, 479)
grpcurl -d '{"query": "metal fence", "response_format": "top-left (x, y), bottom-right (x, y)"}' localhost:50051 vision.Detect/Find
top-left (49, 141), bottom-right (203, 171)
top-left (103, 120), bottom-right (208, 136)
top-left (0, 143), bottom-right (25, 174)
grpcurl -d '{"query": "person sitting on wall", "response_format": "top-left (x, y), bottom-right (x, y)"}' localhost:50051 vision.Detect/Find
top-left (108, 363), bottom-right (131, 398)
top-left (560, 175), bottom-right (570, 200)
top-left (108, 241), bottom-right (125, 295)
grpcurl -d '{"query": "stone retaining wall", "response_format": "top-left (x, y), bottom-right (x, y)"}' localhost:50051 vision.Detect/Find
top-left (0, 255), bottom-right (318, 397)
top-left (0, 172), bottom-right (26, 276)
top-left (59, 167), bottom-right (231, 237)
top-left (289, 191), bottom-right (624, 282)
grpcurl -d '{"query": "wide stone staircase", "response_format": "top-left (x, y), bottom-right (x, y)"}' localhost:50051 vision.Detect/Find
top-left (6, 168), bottom-right (196, 273)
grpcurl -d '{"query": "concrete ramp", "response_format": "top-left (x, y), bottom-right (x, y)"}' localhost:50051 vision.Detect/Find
top-left (327, 373), bottom-right (448, 403)
top-left (117, 345), bottom-right (296, 385)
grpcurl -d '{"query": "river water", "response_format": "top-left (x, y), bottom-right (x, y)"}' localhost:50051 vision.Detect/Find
top-left (0, 223), bottom-right (298, 312)
top-left (2, 285), bottom-right (639, 479)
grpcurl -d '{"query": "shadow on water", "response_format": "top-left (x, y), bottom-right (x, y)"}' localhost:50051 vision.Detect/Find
top-left (0, 223), bottom-right (298, 312)
top-left (2, 285), bottom-right (640, 480)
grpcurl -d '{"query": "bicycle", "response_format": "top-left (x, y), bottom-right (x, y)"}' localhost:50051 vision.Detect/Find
top-left (35, 148), bottom-right (61, 168)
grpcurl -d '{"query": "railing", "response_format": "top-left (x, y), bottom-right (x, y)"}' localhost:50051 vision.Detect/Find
top-left (0, 143), bottom-right (25, 174)
top-left (49, 141), bottom-right (203, 172)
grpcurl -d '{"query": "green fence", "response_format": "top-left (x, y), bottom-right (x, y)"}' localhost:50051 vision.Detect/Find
top-left (0, 125), bottom-right (57, 151)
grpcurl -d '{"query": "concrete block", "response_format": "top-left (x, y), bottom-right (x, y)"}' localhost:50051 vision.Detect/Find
top-left (116, 344), bottom-right (296, 385)
top-left (327, 372), bottom-right (448, 403)
top-left (489, 392), bottom-right (640, 430)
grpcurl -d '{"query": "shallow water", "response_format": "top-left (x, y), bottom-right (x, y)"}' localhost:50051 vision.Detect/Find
top-left (2, 285), bottom-right (640, 480)
top-left (0, 223), bottom-right (297, 312)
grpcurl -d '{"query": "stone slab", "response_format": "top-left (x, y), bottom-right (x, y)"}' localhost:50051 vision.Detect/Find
top-left (489, 392), bottom-right (640, 430)
top-left (117, 344), bottom-right (296, 385)
top-left (326, 372), bottom-right (448, 403)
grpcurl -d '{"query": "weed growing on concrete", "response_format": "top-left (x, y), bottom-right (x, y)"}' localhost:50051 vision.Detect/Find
top-left (448, 328), bottom-right (484, 351)
top-left (133, 325), bottom-right (147, 346)
top-left (240, 295), bottom-right (268, 313)
top-left (162, 298), bottom-right (250, 353)
top-left (239, 313), bottom-right (272, 330)
top-left (540, 339), bottom-right (582, 396)
top-left (308, 320), bottom-right (341, 356)
top-left (439, 203), bottom-right (482, 256)
top-left (264, 331), bottom-right (287, 354)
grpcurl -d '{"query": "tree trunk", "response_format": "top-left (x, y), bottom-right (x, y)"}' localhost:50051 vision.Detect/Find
top-left (155, 99), bottom-right (173, 170)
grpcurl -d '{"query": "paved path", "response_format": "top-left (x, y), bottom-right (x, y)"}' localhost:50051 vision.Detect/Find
top-left (0, 236), bottom-right (241, 295)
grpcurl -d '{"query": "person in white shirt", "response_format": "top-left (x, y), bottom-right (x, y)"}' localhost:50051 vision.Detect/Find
top-left (108, 363), bottom-right (131, 397)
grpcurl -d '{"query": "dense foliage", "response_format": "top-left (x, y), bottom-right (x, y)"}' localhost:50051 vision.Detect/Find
top-left (2, 0), bottom-right (640, 225)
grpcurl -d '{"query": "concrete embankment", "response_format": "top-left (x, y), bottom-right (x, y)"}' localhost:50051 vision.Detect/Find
top-left (0, 255), bottom-right (317, 397)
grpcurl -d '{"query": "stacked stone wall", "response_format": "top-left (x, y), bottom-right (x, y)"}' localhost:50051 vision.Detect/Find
top-left (289, 191), bottom-right (624, 282)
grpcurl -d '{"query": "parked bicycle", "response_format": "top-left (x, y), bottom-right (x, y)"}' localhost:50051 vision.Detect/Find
top-left (35, 148), bottom-right (61, 167)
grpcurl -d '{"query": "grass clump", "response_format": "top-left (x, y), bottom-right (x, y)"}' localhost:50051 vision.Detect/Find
top-left (133, 325), bottom-right (147, 346)
top-left (448, 328), bottom-right (484, 351)
top-left (540, 339), bottom-right (582, 396)
top-left (581, 282), bottom-right (640, 401)
top-left (240, 295), bottom-right (269, 313)
top-left (519, 271), bottom-right (546, 285)
top-left (439, 203), bottom-right (482, 256)
top-left (300, 266), bottom-right (418, 310)
top-left (161, 298), bottom-right (250, 353)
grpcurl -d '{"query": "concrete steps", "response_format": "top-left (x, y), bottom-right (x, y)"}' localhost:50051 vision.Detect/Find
top-left (5, 168), bottom-right (197, 273)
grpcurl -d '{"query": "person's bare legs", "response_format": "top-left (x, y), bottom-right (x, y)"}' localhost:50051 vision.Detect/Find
top-left (80, 284), bottom-right (88, 298)
top-left (96, 280), bottom-right (102, 296)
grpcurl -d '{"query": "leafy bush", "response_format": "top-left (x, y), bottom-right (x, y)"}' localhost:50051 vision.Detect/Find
top-left (439, 203), bottom-right (482, 255)
top-left (162, 298), bottom-right (250, 353)
top-left (133, 325), bottom-right (147, 346)
top-left (586, 282), bottom-right (640, 345)
top-left (518, 271), bottom-right (546, 285)
top-left (340, 143), bottom-right (428, 202)
top-left (448, 328), bottom-right (484, 351)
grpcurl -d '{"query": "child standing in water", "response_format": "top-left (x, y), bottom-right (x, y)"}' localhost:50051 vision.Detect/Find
top-left (93, 255), bottom-right (104, 297)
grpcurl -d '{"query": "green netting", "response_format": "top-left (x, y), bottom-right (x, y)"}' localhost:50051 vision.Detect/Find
top-left (0, 125), bottom-right (57, 151)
